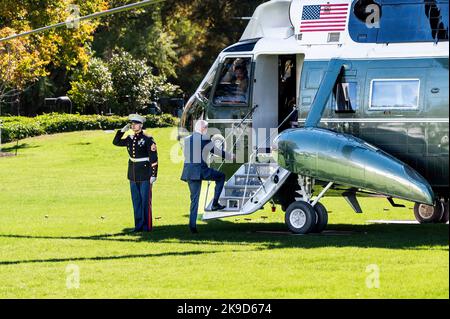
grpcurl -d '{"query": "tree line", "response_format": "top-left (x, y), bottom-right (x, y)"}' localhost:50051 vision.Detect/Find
top-left (0, 0), bottom-right (265, 116)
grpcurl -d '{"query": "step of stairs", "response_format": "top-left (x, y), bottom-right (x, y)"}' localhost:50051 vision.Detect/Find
top-left (234, 174), bottom-right (271, 178)
top-left (244, 165), bottom-right (277, 175)
top-left (203, 157), bottom-right (291, 219)
top-left (234, 174), bottom-right (270, 186)
top-left (225, 185), bottom-right (261, 190)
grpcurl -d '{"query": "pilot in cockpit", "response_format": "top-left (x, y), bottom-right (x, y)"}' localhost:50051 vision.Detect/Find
top-left (232, 64), bottom-right (249, 95)
top-left (216, 58), bottom-right (249, 104)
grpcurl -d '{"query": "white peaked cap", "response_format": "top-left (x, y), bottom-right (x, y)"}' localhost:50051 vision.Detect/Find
top-left (128, 114), bottom-right (146, 123)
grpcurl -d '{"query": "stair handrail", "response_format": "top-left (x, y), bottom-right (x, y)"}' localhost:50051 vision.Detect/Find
top-left (241, 107), bottom-right (298, 207)
top-left (211, 103), bottom-right (259, 171)
top-left (204, 104), bottom-right (259, 210)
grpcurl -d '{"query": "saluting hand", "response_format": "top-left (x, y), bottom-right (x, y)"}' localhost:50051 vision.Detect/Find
top-left (121, 124), bottom-right (130, 133)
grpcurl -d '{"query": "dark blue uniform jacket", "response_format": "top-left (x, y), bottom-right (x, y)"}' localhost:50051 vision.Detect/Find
top-left (113, 130), bottom-right (158, 182)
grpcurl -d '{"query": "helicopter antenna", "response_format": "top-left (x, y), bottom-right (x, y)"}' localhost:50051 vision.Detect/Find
top-left (0, 0), bottom-right (166, 44)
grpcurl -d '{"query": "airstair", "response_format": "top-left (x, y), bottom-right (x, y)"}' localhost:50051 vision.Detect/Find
top-left (203, 151), bottom-right (291, 220)
top-left (202, 106), bottom-right (297, 221)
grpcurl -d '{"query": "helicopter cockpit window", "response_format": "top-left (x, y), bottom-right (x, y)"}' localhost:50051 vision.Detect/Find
top-left (180, 59), bottom-right (220, 133)
top-left (334, 82), bottom-right (358, 113)
top-left (213, 57), bottom-right (252, 106)
top-left (198, 59), bottom-right (219, 99)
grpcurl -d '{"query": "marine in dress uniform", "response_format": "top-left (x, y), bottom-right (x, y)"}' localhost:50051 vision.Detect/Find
top-left (113, 114), bottom-right (158, 232)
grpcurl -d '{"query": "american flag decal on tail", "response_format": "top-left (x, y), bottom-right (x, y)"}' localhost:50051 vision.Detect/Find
top-left (300, 3), bottom-right (349, 32)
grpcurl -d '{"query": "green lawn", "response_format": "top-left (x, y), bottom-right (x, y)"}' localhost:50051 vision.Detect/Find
top-left (0, 128), bottom-right (448, 299)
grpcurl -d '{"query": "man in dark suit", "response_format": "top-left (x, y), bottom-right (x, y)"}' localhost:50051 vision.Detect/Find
top-left (181, 120), bottom-right (234, 233)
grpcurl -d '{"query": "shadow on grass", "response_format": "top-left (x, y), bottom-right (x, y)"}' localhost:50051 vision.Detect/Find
top-left (0, 250), bottom-right (225, 266)
top-left (0, 220), bottom-right (448, 251)
top-left (137, 221), bottom-right (449, 251)
top-left (0, 143), bottom-right (40, 153)
top-left (71, 142), bottom-right (92, 146)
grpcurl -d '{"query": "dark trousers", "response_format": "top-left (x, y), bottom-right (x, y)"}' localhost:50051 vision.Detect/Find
top-left (130, 181), bottom-right (153, 232)
top-left (187, 170), bottom-right (225, 230)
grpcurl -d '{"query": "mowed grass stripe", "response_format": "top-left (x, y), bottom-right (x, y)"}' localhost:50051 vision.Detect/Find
top-left (0, 128), bottom-right (448, 298)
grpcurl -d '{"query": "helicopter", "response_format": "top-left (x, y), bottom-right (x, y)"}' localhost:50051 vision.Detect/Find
top-left (179, 0), bottom-right (449, 234)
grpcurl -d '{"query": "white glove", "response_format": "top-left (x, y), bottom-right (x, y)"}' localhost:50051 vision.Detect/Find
top-left (150, 177), bottom-right (157, 184)
top-left (121, 124), bottom-right (130, 133)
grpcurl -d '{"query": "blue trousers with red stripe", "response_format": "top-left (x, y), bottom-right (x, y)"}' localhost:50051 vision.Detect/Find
top-left (130, 181), bottom-right (153, 232)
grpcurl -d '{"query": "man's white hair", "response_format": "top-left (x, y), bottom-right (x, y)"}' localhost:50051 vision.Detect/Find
top-left (194, 120), bottom-right (208, 134)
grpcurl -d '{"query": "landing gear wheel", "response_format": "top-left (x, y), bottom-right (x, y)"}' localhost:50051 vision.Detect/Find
top-left (285, 201), bottom-right (316, 234)
top-left (414, 202), bottom-right (444, 224)
top-left (311, 202), bottom-right (328, 233)
top-left (440, 200), bottom-right (449, 224)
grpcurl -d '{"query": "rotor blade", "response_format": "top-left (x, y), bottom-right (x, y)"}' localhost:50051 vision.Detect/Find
top-left (0, 0), bottom-right (166, 44)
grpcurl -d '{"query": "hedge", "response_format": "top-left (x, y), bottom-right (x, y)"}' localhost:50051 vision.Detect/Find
top-left (0, 113), bottom-right (178, 143)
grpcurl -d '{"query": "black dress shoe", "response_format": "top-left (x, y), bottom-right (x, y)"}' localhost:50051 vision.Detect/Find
top-left (211, 204), bottom-right (226, 211)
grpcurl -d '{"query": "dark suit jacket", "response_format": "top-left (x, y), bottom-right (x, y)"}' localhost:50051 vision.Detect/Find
top-left (180, 132), bottom-right (231, 181)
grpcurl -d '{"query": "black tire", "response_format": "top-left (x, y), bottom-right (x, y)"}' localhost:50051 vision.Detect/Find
top-left (440, 200), bottom-right (449, 224)
top-left (285, 201), bottom-right (316, 234)
top-left (414, 202), bottom-right (444, 224)
top-left (311, 202), bottom-right (328, 233)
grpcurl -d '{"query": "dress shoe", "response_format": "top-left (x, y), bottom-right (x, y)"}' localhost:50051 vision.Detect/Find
top-left (211, 203), bottom-right (226, 211)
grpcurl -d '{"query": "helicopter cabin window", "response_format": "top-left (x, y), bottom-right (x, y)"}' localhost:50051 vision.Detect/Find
top-left (213, 57), bottom-right (252, 106)
top-left (369, 79), bottom-right (420, 110)
top-left (350, 0), bottom-right (449, 43)
top-left (334, 82), bottom-right (358, 113)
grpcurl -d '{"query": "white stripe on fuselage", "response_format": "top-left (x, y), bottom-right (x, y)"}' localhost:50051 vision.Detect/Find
top-left (207, 118), bottom-right (449, 124)
top-left (298, 118), bottom-right (449, 123)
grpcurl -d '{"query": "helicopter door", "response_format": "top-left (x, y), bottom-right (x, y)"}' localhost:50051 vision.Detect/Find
top-left (252, 54), bottom-right (300, 151)
top-left (278, 55), bottom-right (297, 132)
top-left (252, 55), bottom-right (279, 151)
